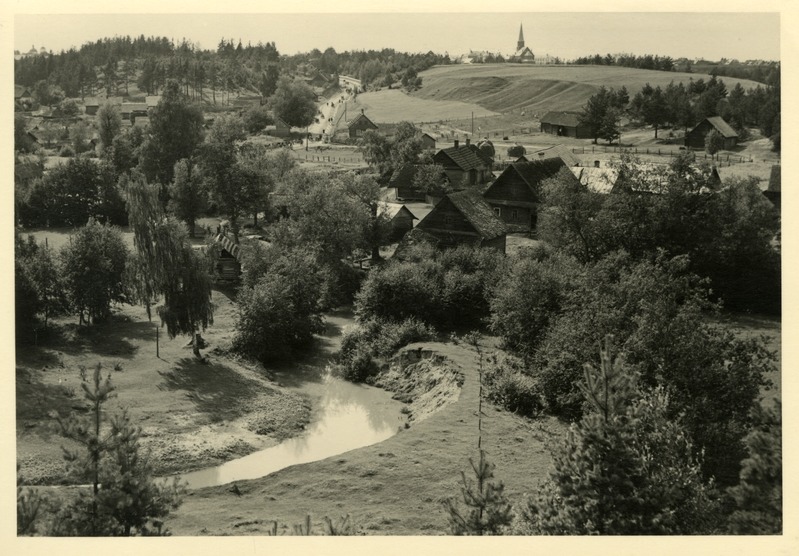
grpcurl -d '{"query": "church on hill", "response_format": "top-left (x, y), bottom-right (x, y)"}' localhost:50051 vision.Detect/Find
top-left (509, 24), bottom-right (558, 65)
top-left (511, 24), bottom-right (536, 63)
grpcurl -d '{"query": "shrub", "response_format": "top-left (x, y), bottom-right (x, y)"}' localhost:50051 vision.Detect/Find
top-left (507, 144), bottom-right (526, 158)
top-left (59, 145), bottom-right (75, 157)
top-left (483, 354), bottom-right (542, 417)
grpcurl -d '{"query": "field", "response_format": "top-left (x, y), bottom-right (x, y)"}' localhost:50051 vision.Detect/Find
top-left (413, 63), bottom-right (764, 114)
top-left (342, 88), bottom-right (498, 124)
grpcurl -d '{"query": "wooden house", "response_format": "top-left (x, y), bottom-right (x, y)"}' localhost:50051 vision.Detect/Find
top-left (84, 98), bottom-right (100, 115)
top-left (265, 116), bottom-right (291, 138)
top-left (763, 165), bottom-right (780, 213)
top-left (378, 202), bottom-right (418, 241)
top-left (483, 158), bottom-right (576, 232)
top-left (540, 111), bottom-right (591, 139)
top-left (416, 190), bottom-right (507, 252)
top-left (347, 111), bottom-right (379, 138)
top-left (433, 139), bottom-right (493, 187)
top-left (121, 102), bottom-right (148, 121)
top-left (685, 116), bottom-right (739, 150)
top-left (421, 133), bottom-right (437, 150)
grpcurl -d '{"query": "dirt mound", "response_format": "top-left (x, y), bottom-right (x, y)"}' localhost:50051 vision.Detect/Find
top-left (372, 349), bottom-right (464, 423)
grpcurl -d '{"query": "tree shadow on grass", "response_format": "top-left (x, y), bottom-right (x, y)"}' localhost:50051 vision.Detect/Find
top-left (38, 313), bottom-right (159, 359)
top-left (157, 358), bottom-right (264, 422)
top-left (16, 367), bottom-right (84, 435)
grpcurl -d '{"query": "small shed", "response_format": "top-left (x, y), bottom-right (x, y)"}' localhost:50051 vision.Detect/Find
top-left (213, 233), bottom-right (242, 281)
top-left (540, 111), bottom-right (591, 139)
top-left (420, 133), bottom-right (437, 150)
top-left (685, 116), bottom-right (739, 150)
top-left (265, 116), bottom-right (291, 138)
top-left (347, 111), bottom-right (379, 138)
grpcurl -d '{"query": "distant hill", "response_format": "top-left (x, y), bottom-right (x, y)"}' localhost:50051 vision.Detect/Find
top-left (414, 64), bottom-right (763, 114)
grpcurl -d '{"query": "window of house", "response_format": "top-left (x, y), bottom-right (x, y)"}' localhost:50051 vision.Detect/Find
top-left (511, 209), bottom-right (518, 221)
top-left (443, 214), bottom-right (454, 226)
top-left (493, 207), bottom-right (501, 217)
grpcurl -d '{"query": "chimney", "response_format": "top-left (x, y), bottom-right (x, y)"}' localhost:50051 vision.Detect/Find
top-left (465, 137), bottom-right (470, 146)
top-left (594, 160), bottom-right (600, 168)
top-left (454, 139), bottom-right (459, 149)
top-left (360, 108), bottom-right (364, 114)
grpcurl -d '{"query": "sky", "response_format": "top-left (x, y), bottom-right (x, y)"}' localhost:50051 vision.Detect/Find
top-left (12, 11), bottom-right (781, 62)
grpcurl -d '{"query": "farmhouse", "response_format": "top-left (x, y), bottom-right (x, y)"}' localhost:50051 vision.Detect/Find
top-left (347, 111), bottom-right (379, 138)
top-left (378, 202), bottom-right (418, 241)
top-left (433, 139), bottom-right (493, 187)
top-left (121, 102), bottom-right (148, 121)
top-left (685, 116), bottom-right (739, 150)
top-left (483, 158), bottom-right (576, 232)
top-left (416, 190), bottom-right (507, 252)
top-left (540, 111), bottom-right (591, 139)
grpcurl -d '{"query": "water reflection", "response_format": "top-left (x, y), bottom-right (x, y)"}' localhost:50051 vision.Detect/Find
top-left (176, 373), bottom-right (403, 489)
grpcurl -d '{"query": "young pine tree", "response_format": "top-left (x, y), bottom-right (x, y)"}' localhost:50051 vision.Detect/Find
top-left (514, 336), bottom-right (719, 535)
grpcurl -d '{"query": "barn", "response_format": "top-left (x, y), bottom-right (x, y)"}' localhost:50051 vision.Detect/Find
top-left (483, 158), bottom-right (576, 233)
top-left (684, 116), bottom-right (739, 150)
top-left (416, 191), bottom-right (507, 252)
top-left (540, 111), bottom-right (591, 139)
top-left (378, 202), bottom-right (418, 241)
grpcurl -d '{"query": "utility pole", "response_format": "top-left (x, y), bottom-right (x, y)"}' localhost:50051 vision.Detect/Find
top-left (471, 111), bottom-right (474, 136)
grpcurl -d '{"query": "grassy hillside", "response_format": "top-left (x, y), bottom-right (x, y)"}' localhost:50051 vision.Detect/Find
top-left (414, 63), bottom-right (763, 114)
top-left (343, 88), bottom-right (498, 124)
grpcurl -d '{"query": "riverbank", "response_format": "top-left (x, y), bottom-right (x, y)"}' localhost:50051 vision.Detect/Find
top-left (16, 289), bottom-right (326, 485)
top-left (166, 341), bottom-right (567, 535)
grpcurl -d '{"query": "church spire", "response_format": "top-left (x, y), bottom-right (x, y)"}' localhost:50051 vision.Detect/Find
top-left (517, 24), bottom-right (525, 51)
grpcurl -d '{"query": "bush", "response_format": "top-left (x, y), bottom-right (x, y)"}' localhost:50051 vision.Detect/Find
top-left (483, 354), bottom-right (543, 417)
top-left (337, 317), bottom-right (435, 382)
top-left (59, 145), bottom-right (75, 157)
top-left (507, 144), bottom-right (526, 158)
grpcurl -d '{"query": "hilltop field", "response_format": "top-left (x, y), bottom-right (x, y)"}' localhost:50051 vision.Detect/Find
top-left (412, 63), bottom-right (763, 114)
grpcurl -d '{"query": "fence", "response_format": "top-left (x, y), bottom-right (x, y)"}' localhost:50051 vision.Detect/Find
top-left (303, 153), bottom-right (365, 164)
top-left (568, 146), bottom-right (780, 167)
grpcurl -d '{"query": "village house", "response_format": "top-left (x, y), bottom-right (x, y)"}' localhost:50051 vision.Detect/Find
top-left (540, 111), bottom-right (591, 139)
top-left (378, 202), bottom-right (418, 241)
top-left (120, 102), bottom-right (149, 121)
top-left (264, 115), bottom-right (291, 138)
top-left (421, 132), bottom-right (437, 150)
top-left (433, 139), bottom-right (493, 187)
top-left (347, 111), bottom-right (379, 139)
top-left (684, 116), bottom-right (739, 150)
top-left (483, 158), bottom-right (577, 232)
top-left (416, 190), bottom-right (507, 252)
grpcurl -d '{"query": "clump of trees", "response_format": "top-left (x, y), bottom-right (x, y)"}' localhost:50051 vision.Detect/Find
top-left (578, 86), bottom-right (628, 144)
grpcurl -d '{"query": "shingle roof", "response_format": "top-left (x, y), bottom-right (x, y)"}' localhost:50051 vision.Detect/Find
top-left (528, 144), bottom-right (582, 167)
top-left (378, 202), bottom-right (417, 220)
top-left (447, 191), bottom-right (507, 240)
top-left (436, 145), bottom-right (488, 171)
top-left (704, 116), bottom-right (739, 138)
top-left (540, 111), bottom-right (583, 128)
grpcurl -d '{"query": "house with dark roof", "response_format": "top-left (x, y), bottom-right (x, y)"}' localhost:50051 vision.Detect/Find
top-left (685, 116), bottom-right (739, 150)
top-left (416, 190), bottom-right (507, 252)
top-left (483, 158), bottom-right (578, 232)
top-left (84, 98), bottom-right (101, 115)
top-left (265, 116), bottom-right (291, 138)
top-left (433, 139), bottom-right (493, 187)
top-left (347, 111), bottom-right (379, 138)
top-left (540, 111), bottom-right (591, 139)
top-left (763, 165), bottom-right (780, 213)
top-left (421, 133), bottom-right (437, 150)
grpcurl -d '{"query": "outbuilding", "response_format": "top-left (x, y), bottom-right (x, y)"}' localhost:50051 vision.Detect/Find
top-left (684, 116), bottom-right (739, 150)
top-left (347, 111), bottom-right (379, 139)
top-left (539, 111), bottom-right (591, 139)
